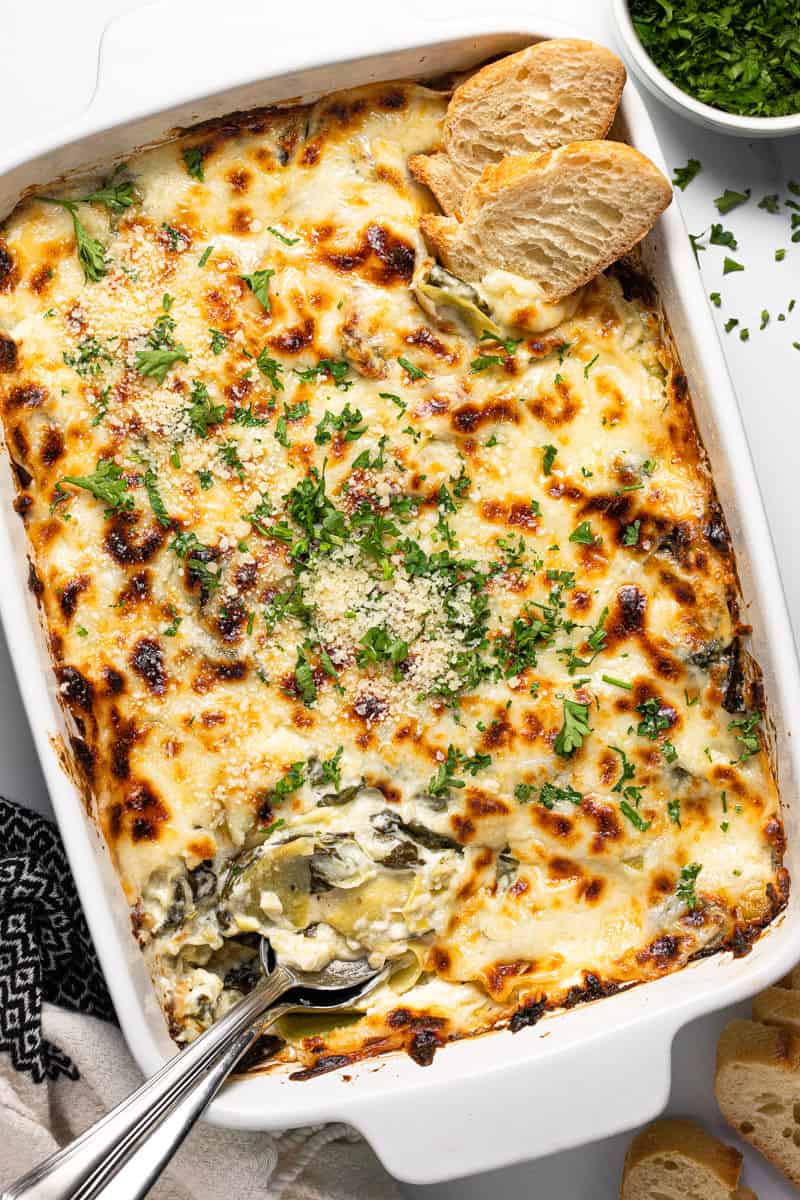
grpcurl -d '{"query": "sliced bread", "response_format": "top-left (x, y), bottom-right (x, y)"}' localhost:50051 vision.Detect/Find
top-left (409, 38), bottom-right (626, 214)
top-left (716, 1017), bottom-right (800, 1185)
top-left (752, 985), bottom-right (800, 1034)
top-left (419, 141), bottom-right (672, 303)
top-left (778, 965), bottom-right (800, 990)
top-left (620, 1117), bottom-right (748, 1200)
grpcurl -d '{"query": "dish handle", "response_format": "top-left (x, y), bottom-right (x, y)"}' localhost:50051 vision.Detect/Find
top-left (351, 1016), bottom-right (676, 1184)
top-left (83, 0), bottom-right (592, 133)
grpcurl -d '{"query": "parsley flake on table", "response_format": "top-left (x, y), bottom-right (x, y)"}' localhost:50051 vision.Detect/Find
top-left (672, 158), bottom-right (702, 190)
top-left (715, 188), bottom-right (750, 215)
top-left (723, 257), bottom-right (745, 275)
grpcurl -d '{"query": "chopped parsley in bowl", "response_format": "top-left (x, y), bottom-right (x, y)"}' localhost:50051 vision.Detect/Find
top-left (612, 0), bottom-right (800, 136)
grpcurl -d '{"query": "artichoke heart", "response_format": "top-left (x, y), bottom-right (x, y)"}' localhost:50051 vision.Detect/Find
top-left (235, 836), bottom-right (315, 928)
top-left (413, 262), bottom-right (503, 339)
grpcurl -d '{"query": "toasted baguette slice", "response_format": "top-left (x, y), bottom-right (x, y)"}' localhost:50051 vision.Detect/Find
top-left (621, 1117), bottom-right (747, 1200)
top-left (409, 38), bottom-right (626, 214)
top-left (778, 965), bottom-right (800, 990)
top-left (753, 986), bottom-right (800, 1034)
top-left (716, 1018), bottom-right (800, 1185)
top-left (420, 141), bottom-right (672, 303)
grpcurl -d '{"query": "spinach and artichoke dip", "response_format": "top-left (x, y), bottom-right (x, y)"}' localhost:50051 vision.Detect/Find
top-left (0, 75), bottom-right (787, 1077)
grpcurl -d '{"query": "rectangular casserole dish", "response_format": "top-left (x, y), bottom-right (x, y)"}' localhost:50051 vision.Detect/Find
top-left (1, 0), bottom-right (799, 1183)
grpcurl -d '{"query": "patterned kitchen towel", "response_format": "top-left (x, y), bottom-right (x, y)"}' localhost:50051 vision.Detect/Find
top-left (0, 798), bottom-right (398, 1199)
top-left (0, 796), bottom-right (115, 1082)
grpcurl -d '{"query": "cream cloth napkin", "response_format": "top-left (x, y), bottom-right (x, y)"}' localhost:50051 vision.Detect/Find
top-left (0, 1003), bottom-right (400, 1199)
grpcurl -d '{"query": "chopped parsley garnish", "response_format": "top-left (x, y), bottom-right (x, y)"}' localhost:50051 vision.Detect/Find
top-left (219, 440), bottom-right (246, 481)
top-left (539, 781), bottom-right (582, 809)
top-left (209, 328), bottom-right (228, 354)
top-left (514, 783), bottom-right (533, 803)
top-left (603, 675), bottom-right (632, 690)
top-left (198, 245), bottom-right (214, 267)
top-left (143, 467), bottom-right (171, 527)
top-left (630, 1), bottom-right (800, 118)
top-left (583, 353), bottom-right (600, 379)
top-left (136, 312), bottom-right (190, 383)
top-left (315, 404), bottom-right (366, 444)
top-left (267, 225), bottom-right (299, 246)
top-left (620, 800), bottom-right (650, 833)
top-left (427, 745), bottom-right (467, 800)
top-left (397, 356), bottom-right (428, 380)
top-left (233, 403), bottom-right (269, 427)
top-left (709, 223), bottom-right (737, 249)
top-left (710, 292), bottom-right (721, 307)
top-left (622, 520), bottom-right (641, 546)
top-left (554, 699), bottom-right (591, 757)
top-left (256, 348), bottom-right (284, 390)
top-left (759, 194), bottom-right (781, 213)
top-left (609, 745), bottom-right (638, 798)
top-left (672, 158), bottom-right (702, 190)
top-left (715, 188), bottom-right (750, 215)
top-left (723, 256), bottom-right (745, 275)
top-left (38, 197), bottom-right (108, 282)
top-left (356, 625), bottom-right (409, 678)
top-left (569, 520), bottom-right (597, 546)
top-left (729, 712), bottom-right (761, 762)
top-left (272, 760), bottom-right (306, 804)
top-left (240, 268), bottom-right (275, 311)
top-left (636, 697), bottom-right (672, 740)
top-left (295, 359), bottom-right (352, 390)
top-left (661, 740), bottom-right (678, 764)
top-left (182, 147), bottom-right (205, 181)
top-left (676, 862), bottom-right (702, 911)
top-left (320, 747), bottom-right (344, 791)
top-left (163, 610), bottom-right (182, 637)
top-left (63, 336), bottom-right (113, 378)
top-left (776, 248), bottom-right (786, 262)
top-left (59, 458), bottom-right (132, 513)
top-left (541, 444), bottom-right (557, 475)
top-left (668, 798), bottom-right (681, 827)
top-left (186, 379), bottom-right (225, 437)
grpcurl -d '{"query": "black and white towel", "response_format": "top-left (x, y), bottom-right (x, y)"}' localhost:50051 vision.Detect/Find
top-left (0, 796), bottom-right (114, 1082)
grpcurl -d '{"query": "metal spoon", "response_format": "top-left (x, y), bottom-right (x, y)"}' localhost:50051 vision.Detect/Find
top-left (3, 941), bottom-right (392, 1200)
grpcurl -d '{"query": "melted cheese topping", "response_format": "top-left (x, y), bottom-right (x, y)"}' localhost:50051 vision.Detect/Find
top-left (0, 77), bottom-right (786, 1072)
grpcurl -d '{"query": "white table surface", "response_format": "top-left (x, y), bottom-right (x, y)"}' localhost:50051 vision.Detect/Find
top-left (2, 1), bottom-right (800, 1195)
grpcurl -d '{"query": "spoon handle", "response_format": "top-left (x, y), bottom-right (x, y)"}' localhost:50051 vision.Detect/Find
top-left (1, 965), bottom-right (295, 1200)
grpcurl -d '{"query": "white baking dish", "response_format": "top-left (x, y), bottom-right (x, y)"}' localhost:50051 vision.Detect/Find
top-left (2, 0), bottom-right (800, 1184)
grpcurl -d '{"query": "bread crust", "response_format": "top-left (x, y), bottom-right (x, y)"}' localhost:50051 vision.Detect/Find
top-left (419, 141), bottom-right (672, 303)
top-left (410, 38), bottom-right (626, 216)
top-left (716, 1018), bottom-right (800, 1186)
top-left (622, 1117), bottom-right (743, 1196)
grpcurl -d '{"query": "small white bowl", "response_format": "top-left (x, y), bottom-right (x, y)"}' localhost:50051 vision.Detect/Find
top-left (611, 0), bottom-right (800, 138)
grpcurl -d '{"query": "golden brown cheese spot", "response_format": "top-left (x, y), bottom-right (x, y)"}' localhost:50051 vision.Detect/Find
top-left (225, 166), bottom-right (253, 194)
top-left (39, 425), bottom-right (65, 467)
top-left (110, 710), bottom-right (140, 780)
top-left (105, 516), bottom-right (166, 566)
top-left (59, 575), bottom-right (89, 620)
top-left (527, 382), bottom-right (580, 427)
top-left (57, 665), bottom-right (94, 713)
top-left (451, 399), bottom-right (519, 434)
top-left (111, 781), bottom-right (169, 843)
top-left (5, 383), bottom-right (46, 412)
top-left (29, 264), bottom-right (54, 295)
top-left (320, 224), bottom-right (415, 286)
top-left (130, 637), bottom-right (167, 695)
top-left (0, 242), bottom-right (17, 291)
top-left (270, 319), bottom-right (314, 355)
top-left (0, 334), bottom-right (17, 372)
